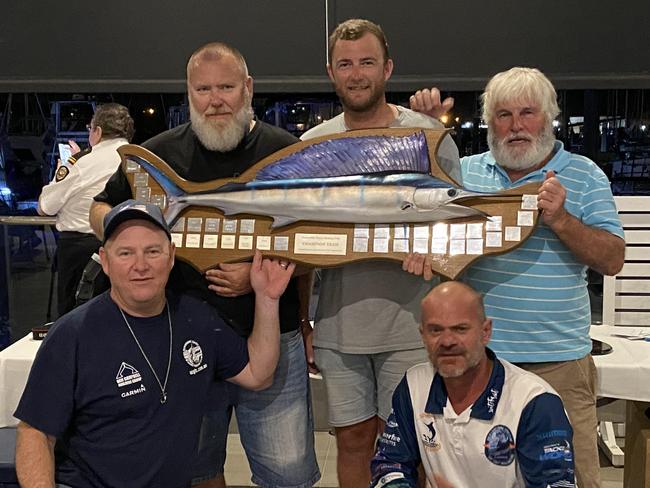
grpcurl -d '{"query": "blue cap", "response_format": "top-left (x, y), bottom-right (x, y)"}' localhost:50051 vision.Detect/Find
top-left (103, 199), bottom-right (171, 243)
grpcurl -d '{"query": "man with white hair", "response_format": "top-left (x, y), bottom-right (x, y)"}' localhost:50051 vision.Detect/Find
top-left (90, 43), bottom-right (319, 488)
top-left (408, 67), bottom-right (624, 487)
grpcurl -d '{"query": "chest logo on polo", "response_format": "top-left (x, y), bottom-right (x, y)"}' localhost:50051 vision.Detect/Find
top-left (418, 413), bottom-right (441, 451)
top-left (116, 362), bottom-right (142, 387)
top-left (183, 340), bottom-right (207, 375)
top-left (484, 425), bottom-right (515, 465)
top-left (116, 362), bottom-right (147, 398)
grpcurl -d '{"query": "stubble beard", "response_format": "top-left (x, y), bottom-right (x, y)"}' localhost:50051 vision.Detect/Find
top-left (433, 347), bottom-right (483, 379)
top-left (337, 79), bottom-right (386, 114)
top-left (488, 123), bottom-right (556, 171)
top-left (190, 94), bottom-right (254, 152)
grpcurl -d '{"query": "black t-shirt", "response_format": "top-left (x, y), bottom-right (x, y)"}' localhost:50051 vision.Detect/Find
top-left (95, 120), bottom-right (301, 336)
top-left (14, 292), bottom-right (248, 488)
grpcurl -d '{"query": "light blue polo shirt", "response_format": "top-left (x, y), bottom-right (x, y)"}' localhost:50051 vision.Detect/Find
top-left (460, 141), bottom-right (624, 362)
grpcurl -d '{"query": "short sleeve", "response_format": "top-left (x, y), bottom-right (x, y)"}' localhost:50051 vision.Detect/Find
top-left (14, 321), bottom-right (79, 438)
top-left (208, 313), bottom-right (249, 380)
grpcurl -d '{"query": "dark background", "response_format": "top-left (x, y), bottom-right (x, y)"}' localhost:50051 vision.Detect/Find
top-left (1, 0), bottom-right (649, 93)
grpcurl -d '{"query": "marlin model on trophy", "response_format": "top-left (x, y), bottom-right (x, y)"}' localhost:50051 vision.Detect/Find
top-left (117, 128), bottom-right (541, 279)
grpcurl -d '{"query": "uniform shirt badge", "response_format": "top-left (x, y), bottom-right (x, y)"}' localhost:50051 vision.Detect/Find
top-left (55, 165), bottom-right (69, 182)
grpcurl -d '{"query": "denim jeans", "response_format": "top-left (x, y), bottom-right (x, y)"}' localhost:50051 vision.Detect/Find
top-left (193, 330), bottom-right (320, 488)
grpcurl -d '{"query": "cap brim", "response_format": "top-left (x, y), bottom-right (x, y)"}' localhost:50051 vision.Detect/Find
top-left (103, 209), bottom-right (171, 244)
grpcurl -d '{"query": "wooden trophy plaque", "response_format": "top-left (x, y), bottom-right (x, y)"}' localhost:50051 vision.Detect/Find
top-left (119, 128), bottom-right (541, 280)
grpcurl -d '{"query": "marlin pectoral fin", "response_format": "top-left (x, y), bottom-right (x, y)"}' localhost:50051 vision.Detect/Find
top-left (270, 215), bottom-right (299, 229)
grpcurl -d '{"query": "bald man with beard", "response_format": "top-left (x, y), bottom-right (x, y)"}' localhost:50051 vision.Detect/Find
top-left (90, 42), bottom-right (319, 488)
top-left (371, 282), bottom-right (576, 488)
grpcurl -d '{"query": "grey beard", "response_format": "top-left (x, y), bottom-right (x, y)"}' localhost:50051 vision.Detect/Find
top-left (488, 125), bottom-right (556, 171)
top-left (190, 104), bottom-right (254, 152)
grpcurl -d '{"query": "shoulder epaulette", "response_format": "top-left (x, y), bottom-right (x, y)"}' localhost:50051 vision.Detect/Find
top-left (68, 146), bottom-right (92, 165)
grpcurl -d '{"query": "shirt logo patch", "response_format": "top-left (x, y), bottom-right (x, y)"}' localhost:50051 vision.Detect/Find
top-left (418, 413), bottom-right (441, 452)
top-left (539, 440), bottom-right (573, 463)
top-left (116, 362), bottom-right (142, 387)
top-left (486, 387), bottom-right (499, 413)
top-left (183, 339), bottom-right (207, 375)
top-left (55, 165), bottom-right (69, 182)
top-left (484, 425), bottom-right (515, 465)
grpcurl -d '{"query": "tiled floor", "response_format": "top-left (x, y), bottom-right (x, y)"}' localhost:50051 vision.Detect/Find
top-left (224, 431), bottom-right (624, 487)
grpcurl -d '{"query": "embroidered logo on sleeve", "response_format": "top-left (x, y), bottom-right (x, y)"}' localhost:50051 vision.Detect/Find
top-left (55, 166), bottom-right (69, 182)
top-left (539, 440), bottom-right (573, 463)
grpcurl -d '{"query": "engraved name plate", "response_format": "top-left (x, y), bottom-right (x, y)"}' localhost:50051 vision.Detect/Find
top-left (294, 234), bottom-right (348, 256)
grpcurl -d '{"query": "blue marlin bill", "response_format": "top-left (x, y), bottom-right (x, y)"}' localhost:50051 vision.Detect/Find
top-left (117, 128), bottom-right (541, 279)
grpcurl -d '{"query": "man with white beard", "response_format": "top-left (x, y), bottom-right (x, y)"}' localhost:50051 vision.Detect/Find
top-left (407, 67), bottom-right (624, 488)
top-left (90, 43), bottom-right (319, 488)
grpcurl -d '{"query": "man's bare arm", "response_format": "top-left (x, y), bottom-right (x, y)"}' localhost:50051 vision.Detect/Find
top-left (228, 252), bottom-right (294, 390)
top-left (538, 171), bottom-right (625, 276)
top-left (16, 421), bottom-right (56, 488)
top-left (89, 200), bottom-right (113, 240)
top-left (545, 212), bottom-right (624, 276)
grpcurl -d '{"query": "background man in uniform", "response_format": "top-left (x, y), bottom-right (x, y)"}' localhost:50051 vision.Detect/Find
top-left (38, 103), bottom-right (134, 316)
top-left (299, 18), bottom-right (459, 487)
top-left (89, 43), bottom-right (319, 488)
top-left (408, 67), bottom-right (625, 487)
top-left (371, 281), bottom-right (575, 488)
top-left (15, 200), bottom-right (294, 487)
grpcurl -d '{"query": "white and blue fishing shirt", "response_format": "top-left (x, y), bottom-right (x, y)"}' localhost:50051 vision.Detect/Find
top-left (371, 351), bottom-right (575, 488)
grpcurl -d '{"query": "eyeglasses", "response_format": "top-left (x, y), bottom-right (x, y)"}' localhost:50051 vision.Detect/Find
top-left (86, 124), bottom-right (95, 131)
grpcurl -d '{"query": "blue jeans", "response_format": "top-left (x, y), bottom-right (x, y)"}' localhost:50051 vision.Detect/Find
top-left (193, 330), bottom-right (320, 488)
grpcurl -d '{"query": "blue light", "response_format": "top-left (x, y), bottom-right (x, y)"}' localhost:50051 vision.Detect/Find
top-left (0, 187), bottom-right (11, 196)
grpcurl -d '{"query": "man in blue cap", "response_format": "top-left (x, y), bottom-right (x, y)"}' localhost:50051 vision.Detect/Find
top-left (14, 200), bottom-right (294, 488)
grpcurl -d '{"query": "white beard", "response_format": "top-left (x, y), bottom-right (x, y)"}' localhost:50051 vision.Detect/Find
top-left (488, 124), bottom-right (556, 171)
top-left (190, 97), bottom-right (254, 152)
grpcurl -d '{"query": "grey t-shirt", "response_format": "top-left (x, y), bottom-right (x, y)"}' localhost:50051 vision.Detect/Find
top-left (300, 106), bottom-right (461, 353)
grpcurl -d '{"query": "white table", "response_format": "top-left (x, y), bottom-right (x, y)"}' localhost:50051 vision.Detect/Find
top-left (590, 325), bottom-right (650, 402)
top-left (1, 327), bottom-right (649, 441)
top-left (590, 325), bottom-right (650, 485)
top-left (0, 334), bottom-right (42, 428)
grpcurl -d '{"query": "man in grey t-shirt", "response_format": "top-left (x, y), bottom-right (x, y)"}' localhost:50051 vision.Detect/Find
top-left (299, 18), bottom-right (460, 488)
